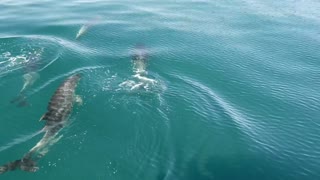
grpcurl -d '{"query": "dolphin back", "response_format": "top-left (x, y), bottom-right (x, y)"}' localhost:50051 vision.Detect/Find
top-left (41, 73), bottom-right (81, 128)
top-left (0, 73), bottom-right (81, 174)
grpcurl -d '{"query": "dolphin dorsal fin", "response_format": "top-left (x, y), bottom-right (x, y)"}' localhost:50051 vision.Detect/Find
top-left (39, 113), bottom-right (48, 121)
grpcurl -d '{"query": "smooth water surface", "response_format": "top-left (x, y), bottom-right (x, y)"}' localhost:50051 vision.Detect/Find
top-left (0, 0), bottom-right (319, 179)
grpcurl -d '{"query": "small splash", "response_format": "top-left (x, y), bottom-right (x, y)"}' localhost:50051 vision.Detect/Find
top-left (105, 161), bottom-right (119, 175)
top-left (119, 72), bottom-right (158, 92)
top-left (7, 55), bottom-right (27, 67)
top-left (118, 60), bottom-right (158, 92)
top-left (0, 36), bottom-right (62, 77)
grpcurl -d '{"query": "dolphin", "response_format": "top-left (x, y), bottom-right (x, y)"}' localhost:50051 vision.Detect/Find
top-left (0, 74), bottom-right (82, 174)
top-left (126, 44), bottom-right (156, 90)
top-left (11, 48), bottom-right (43, 107)
top-left (76, 25), bottom-right (89, 40)
top-left (131, 44), bottom-right (148, 74)
top-left (76, 16), bottom-right (101, 40)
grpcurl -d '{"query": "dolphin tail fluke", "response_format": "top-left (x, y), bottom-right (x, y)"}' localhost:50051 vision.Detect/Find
top-left (10, 94), bottom-right (23, 104)
top-left (0, 160), bottom-right (21, 174)
top-left (0, 158), bottom-right (38, 174)
top-left (10, 94), bottom-right (30, 107)
top-left (17, 99), bottom-right (30, 107)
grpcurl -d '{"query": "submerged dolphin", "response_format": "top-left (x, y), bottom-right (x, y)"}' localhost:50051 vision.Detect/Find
top-left (21, 49), bottom-right (43, 92)
top-left (11, 48), bottom-right (43, 107)
top-left (0, 74), bottom-right (82, 174)
top-left (76, 16), bottom-right (101, 39)
top-left (131, 44), bottom-right (148, 74)
top-left (126, 44), bottom-right (157, 90)
top-left (76, 25), bottom-right (89, 40)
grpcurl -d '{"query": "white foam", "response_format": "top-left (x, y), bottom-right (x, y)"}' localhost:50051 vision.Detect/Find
top-left (130, 82), bottom-right (144, 90)
top-left (133, 74), bottom-right (156, 84)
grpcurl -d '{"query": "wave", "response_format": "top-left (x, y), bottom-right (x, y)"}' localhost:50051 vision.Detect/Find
top-left (0, 130), bottom-right (43, 153)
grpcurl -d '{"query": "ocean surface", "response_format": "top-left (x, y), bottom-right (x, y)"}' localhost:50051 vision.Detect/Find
top-left (0, 0), bottom-right (319, 179)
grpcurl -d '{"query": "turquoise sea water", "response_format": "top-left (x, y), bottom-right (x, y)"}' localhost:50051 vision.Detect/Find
top-left (0, 0), bottom-right (319, 179)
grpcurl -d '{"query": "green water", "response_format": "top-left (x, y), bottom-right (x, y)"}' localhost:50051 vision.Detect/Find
top-left (0, 0), bottom-right (319, 179)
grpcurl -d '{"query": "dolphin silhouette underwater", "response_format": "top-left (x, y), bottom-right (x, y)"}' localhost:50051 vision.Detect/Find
top-left (76, 16), bottom-right (101, 39)
top-left (0, 73), bottom-right (82, 174)
top-left (11, 48), bottom-right (43, 107)
top-left (124, 44), bottom-right (156, 90)
top-left (131, 44), bottom-right (148, 74)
